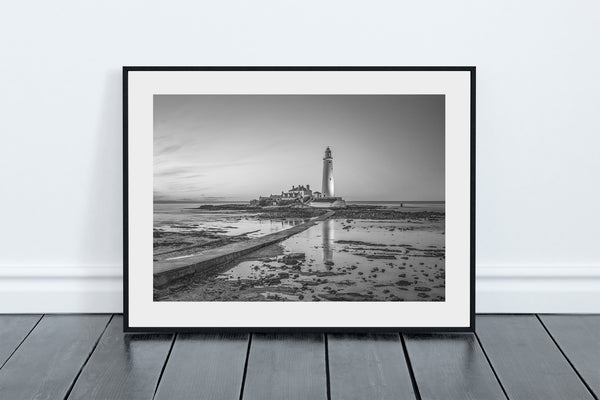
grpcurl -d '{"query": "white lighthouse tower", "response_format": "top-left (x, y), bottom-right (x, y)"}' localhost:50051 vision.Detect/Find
top-left (322, 146), bottom-right (334, 197)
top-left (309, 146), bottom-right (346, 208)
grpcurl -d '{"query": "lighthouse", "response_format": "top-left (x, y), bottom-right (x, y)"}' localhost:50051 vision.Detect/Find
top-left (322, 146), bottom-right (334, 197)
top-left (309, 146), bottom-right (346, 208)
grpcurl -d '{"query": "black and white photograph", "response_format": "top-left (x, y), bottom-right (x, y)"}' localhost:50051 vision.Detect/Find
top-left (152, 94), bottom-right (446, 302)
top-left (125, 68), bottom-right (473, 330)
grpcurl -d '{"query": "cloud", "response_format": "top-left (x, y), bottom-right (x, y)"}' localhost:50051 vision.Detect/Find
top-left (155, 144), bottom-right (183, 155)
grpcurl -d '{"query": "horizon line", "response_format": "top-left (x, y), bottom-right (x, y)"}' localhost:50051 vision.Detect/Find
top-left (154, 199), bottom-right (446, 204)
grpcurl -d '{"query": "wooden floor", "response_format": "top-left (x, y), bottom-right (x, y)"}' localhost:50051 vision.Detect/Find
top-left (0, 315), bottom-right (598, 400)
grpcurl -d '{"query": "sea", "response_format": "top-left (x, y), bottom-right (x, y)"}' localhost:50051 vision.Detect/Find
top-left (154, 201), bottom-right (445, 238)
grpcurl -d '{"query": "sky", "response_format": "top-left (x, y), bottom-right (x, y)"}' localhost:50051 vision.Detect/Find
top-left (154, 95), bottom-right (444, 202)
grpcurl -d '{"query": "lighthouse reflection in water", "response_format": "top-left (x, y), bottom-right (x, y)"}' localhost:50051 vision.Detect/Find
top-left (322, 219), bottom-right (334, 268)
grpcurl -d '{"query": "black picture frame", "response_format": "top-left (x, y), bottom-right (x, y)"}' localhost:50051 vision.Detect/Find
top-left (123, 66), bottom-right (476, 333)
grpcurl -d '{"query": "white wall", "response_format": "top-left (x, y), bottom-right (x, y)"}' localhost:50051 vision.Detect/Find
top-left (1, 0), bottom-right (599, 313)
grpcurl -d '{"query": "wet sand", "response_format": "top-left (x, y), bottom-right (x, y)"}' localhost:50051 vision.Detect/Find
top-left (154, 205), bottom-right (445, 302)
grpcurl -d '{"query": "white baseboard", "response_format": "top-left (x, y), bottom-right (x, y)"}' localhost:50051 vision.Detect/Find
top-left (0, 267), bottom-right (123, 313)
top-left (476, 266), bottom-right (600, 313)
top-left (0, 266), bottom-right (599, 313)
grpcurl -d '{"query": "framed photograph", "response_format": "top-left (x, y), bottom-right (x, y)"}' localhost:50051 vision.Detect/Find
top-left (124, 67), bottom-right (475, 332)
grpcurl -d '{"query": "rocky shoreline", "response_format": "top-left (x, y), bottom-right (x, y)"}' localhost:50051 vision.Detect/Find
top-left (153, 204), bottom-right (446, 302)
top-left (154, 232), bottom-right (445, 302)
top-left (192, 203), bottom-right (444, 221)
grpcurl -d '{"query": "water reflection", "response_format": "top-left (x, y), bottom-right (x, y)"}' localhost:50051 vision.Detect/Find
top-left (179, 218), bottom-right (446, 302)
top-left (281, 218), bottom-right (305, 228)
top-left (322, 219), bottom-right (334, 266)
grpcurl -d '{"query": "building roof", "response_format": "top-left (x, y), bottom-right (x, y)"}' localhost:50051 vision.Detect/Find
top-left (289, 185), bottom-right (311, 192)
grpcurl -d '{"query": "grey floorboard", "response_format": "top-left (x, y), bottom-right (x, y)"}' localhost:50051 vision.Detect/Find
top-left (0, 314), bottom-right (110, 400)
top-left (404, 333), bottom-right (506, 400)
top-left (67, 315), bottom-right (173, 400)
top-left (476, 315), bottom-right (594, 400)
top-left (242, 333), bottom-right (328, 400)
top-left (154, 333), bottom-right (249, 400)
top-left (328, 333), bottom-right (415, 400)
top-left (0, 314), bottom-right (41, 368)
top-left (539, 314), bottom-right (600, 398)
